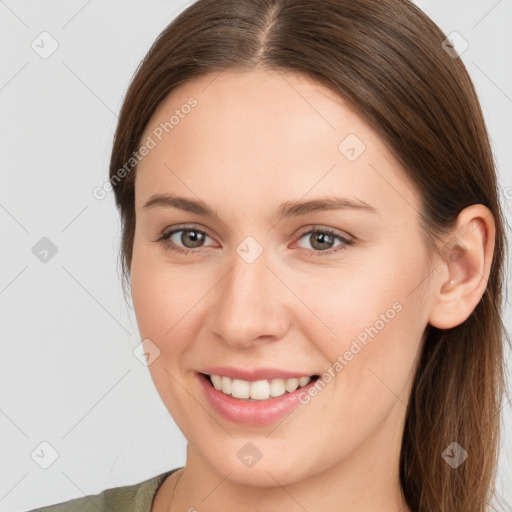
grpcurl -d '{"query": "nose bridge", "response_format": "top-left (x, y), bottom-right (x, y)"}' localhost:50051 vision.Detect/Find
top-left (208, 239), bottom-right (290, 347)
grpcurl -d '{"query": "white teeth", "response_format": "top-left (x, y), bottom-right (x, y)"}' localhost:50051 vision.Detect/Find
top-left (207, 374), bottom-right (314, 401)
top-left (210, 374), bottom-right (222, 390)
top-left (285, 378), bottom-right (299, 393)
top-left (269, 378), bottom-right (286, 397)
top-left (231, 379), bottom-right (250, 399)
top-left (221, 376), bottom-right (232, 395)
top-left (250, 379), bottom-right (271, 400)
top-left (298, 376), bottom-right (311, 387)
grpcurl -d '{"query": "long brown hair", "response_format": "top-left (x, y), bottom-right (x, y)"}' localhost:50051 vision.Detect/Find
top-left (108, 0), bottom-right (511, 510)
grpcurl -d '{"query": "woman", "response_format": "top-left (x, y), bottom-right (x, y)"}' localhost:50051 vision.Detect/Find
top-left (28, 0), bottom-right (510, 510)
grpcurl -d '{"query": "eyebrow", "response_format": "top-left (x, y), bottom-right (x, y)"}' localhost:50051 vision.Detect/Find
top-left (142, 193), bottom-right (378, 221)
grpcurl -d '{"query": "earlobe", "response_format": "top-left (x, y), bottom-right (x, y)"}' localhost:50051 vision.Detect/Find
top-left (428, 205), bottom-right (495, 330)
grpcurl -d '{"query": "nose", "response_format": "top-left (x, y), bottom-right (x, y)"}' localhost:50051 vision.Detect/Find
top-left (206, 245), bottom-right (292, 349)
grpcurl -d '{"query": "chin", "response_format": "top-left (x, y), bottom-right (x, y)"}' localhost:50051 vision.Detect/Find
top-left (204, 450), bottom-right (315, 488)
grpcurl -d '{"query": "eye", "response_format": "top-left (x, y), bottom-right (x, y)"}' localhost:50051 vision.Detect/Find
top-left (154, 225), bottom-right (355, 257)
top-left (292, 226), bottom-right (355, 256)
top-left (155, 226), bottom-right (216, 255)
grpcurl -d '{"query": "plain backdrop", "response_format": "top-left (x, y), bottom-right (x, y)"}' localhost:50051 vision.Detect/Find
top-left (1, 1), bottom-right (511, 510)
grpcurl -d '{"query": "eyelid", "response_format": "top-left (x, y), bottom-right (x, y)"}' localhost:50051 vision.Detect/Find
top-left (292, 224), bottom-right (354, 243)
top-left (159, 224), bottom-right (217, 246)
top-left (289, 225), bottom-right (354, 254)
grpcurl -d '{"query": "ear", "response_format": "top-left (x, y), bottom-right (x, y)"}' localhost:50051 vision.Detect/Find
top-left (428, 204), bottom-right (495, 330)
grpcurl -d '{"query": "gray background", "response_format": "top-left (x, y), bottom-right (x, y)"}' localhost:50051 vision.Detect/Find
top-left (1, 1), bottom-right (511, 510)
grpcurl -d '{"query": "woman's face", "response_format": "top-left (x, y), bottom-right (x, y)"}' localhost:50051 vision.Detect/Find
top-left (130, 67), bottom-right (436, 486)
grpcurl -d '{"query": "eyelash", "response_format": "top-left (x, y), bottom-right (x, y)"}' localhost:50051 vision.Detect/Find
top-left (154, 225), bottom-right (355, 257)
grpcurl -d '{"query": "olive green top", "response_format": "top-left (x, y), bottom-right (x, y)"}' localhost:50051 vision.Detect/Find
top-left (26, 467), bottom-right (183, 512)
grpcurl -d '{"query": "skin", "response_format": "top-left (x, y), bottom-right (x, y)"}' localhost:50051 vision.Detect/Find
top-left (128, 67), bottom-right (495, 512)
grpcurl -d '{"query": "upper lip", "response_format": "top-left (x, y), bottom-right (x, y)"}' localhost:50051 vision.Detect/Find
top-left (197, 366), bottom-right (319, 381)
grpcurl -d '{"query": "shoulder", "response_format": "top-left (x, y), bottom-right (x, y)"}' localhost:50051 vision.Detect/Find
top-left (25, 468), bottom-right (183, 512)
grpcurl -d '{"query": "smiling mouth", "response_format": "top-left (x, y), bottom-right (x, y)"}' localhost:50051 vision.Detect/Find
top-left (200, 372), bottom-right (320, 401)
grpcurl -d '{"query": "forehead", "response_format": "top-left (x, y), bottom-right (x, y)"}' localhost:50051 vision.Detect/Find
top-left (135, 68), bottom-right (422, 221)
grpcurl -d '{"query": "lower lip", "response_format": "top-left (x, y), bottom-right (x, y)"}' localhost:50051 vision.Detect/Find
top-left (197, 373), bottom-right (319, 426)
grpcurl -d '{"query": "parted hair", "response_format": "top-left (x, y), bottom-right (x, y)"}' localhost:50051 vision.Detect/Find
top-left (109, 1), bottom-right (511, 510)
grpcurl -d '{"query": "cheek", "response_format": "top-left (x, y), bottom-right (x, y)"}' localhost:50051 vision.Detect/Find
top-left (130, 240), bottom-right (198, 340)
top-left (130, 249), bottom-right (203, 422)
top-left (296, 251), bottom-right (428, 403)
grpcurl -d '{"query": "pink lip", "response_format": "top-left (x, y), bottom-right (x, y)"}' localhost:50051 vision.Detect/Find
top-left (197, 366), bottom-right (317, 381)
top-left (196, 372), bottom-right (320, 426)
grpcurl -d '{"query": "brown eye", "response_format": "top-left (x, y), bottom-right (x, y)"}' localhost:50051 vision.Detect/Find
top-left (157, 227), bottom-right (215, 255)
top-left (294, 227), bottom-right (354, 256)
top-left (176, 229), bottom-right (206, 249)
top-left (308, 231), bottom-right (336, 251)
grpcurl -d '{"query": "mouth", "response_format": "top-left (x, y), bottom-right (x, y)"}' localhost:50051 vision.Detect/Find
top-left (199, 372), bottom-right (320, 402)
